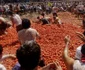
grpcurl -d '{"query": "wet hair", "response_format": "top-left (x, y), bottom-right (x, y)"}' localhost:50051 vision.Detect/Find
top-left (22, 18), bottom-right (31, 29)
top-left (0, 45), bottom-right (3, 54)
top-left (81, 44), bottom-right (85, 55)
top-left (16, 41), bottom-right (41, 70)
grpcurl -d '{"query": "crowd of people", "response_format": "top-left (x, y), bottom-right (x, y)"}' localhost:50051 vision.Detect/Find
top-left (0, 1), bottom-right (85, 16)
top-left (0, 1), bottom-right (85, 70)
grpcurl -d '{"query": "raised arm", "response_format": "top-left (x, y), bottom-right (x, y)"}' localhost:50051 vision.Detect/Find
top-left (0, 54), bottom-right (16, 61)
top-left (76, 32), bottom-right (85, 42)
top-left (63, 35), bottom-right (74, 70)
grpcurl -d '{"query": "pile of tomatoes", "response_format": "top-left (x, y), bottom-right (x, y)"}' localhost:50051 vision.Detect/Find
top-left (0, 23), bottom-right (84, 70)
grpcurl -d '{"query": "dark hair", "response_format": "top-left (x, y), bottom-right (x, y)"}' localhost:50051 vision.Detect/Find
top-left (22, 19), bottom-right (31, 29)
top-left (41, 18), bottom-right (49, 25)
top-left (0, 22), bottom-right (7, 30)
top-left (53, 12), bottom-right (58, 17)
top-left (83, 31), bottom-right (85, 36)
top-left (0, 45), bottom-right (3, 54)
top-left (16, 41), bottom-right (41, 70)
top-left (81, 44), bottom-right (85, 55)
top-left (53, 16), bottom-right (56, 20)
top-left (9, 11), bottom-right (13, 16)
top-left (37, 16), bottom-right (40, 19)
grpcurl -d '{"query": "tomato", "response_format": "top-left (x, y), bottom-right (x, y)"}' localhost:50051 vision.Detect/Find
top-left (1, 19), bottom-right (83, 70)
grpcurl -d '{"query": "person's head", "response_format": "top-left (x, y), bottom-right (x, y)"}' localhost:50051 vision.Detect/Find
top-left (37, 16), bottom-right (40, 19)
top-left (22, 18), bottom-right (31, 29)
top-left (81, 44), bottom-right (85, 55)
top-left (53, 12), bottom-right (58, 17)
top-left (80, 44), bottom-right (85, 63)
top-left (53, 16), bottom-right (56, 20)
top-left (9, 4), bottom-right (12, 8)
top-left (9, 11), bottom-right (14, 16)
top-left (16, 41), bottom-right (41, 70)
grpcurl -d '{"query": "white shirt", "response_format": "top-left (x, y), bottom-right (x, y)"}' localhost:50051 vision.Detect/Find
top-left (73, 60), bottom-right (85, 70)
top-left (18, 28), bottom-right (39, 44)
top-left (75, 45), bottom-right (82, 60)
top-left (76, 4), bottom-right (84, 11)
top-left (56, 17), bottom-right (62, 24)
top-left (0, 64), bottom-right (6, 70)
top-left (12, 14), bottom-right (22, 26)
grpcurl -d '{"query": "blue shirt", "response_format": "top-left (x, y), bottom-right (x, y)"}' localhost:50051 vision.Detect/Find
top-left (12, 63), bottom-right (21, 70)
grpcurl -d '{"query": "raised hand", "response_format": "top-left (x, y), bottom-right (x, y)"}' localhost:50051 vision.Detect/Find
top-left (64, 35), bottom-right (70, 44)
top-left (76, 32), bottom-right (85, 42)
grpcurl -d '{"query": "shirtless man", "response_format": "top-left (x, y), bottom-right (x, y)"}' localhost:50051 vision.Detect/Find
top-left (18, 18), bottom-right (40, 44)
